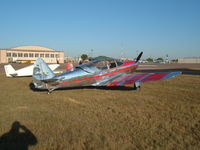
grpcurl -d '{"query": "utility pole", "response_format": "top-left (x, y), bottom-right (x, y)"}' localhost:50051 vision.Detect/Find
top-left (91, 49), bottom-right (94, 58)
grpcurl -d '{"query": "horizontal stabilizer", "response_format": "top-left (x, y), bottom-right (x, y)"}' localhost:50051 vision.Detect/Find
top-left (48, 64), bottom-right (60, 71)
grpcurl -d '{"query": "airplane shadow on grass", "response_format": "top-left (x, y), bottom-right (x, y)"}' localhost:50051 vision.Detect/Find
top-left (29, 83), bottom-right (136, 92)
top-left (0, 121), bottom-right (37, 150)
top-left (136, 68), bottom-right (200, 75)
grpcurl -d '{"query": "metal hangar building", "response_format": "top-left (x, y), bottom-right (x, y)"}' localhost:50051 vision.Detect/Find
top-left (0, 45), bottom-right (64, 63)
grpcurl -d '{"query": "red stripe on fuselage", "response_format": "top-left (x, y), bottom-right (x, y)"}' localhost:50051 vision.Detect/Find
top-left (50, 63), bottom-right (138, 86)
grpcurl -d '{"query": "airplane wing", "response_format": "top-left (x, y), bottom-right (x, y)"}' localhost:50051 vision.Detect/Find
top-left (106, 72), bottom-right (182, 86)
top-left (48, 64), bottom-right (60, 71)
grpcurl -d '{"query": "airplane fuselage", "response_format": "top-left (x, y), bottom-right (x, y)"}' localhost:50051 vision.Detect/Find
top-left (32, 60), bottom-right (138, 91)
top-left (31, 52), bottom-right (181, 93)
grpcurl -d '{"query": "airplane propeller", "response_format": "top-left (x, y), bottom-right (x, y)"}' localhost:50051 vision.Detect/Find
top-left (136, 52), bottom-right (143, 62)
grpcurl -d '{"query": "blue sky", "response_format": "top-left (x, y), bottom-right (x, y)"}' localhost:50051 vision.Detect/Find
top-left (0, 0), bottom-right (199, 59)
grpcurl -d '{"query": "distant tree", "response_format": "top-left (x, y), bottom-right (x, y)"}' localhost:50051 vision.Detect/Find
top-left (88, 57), bottom-right (94, 61)
top-left (146, 58), bottom-right (153, 62)
top-left (157, 57), bottom-right (164, 61)
top-left (94, 56), bottom-right (112, 61)
top-left (171, 59), bottom-right (178, 63)
top-left (81, 54), bottom-right (88, 61)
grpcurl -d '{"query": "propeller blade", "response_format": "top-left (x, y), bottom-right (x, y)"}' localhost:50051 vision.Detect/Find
top-left (136, 52), bottom-right (143, 62)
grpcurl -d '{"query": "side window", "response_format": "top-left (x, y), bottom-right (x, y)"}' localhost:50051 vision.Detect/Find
top-left (29, 53), bottom-right (34, 57)
top-left (24, 53), bottom-right (28, 57)
top-left (18, 53), bottom-right (23, 57)
top-left (6, 53), bottom-right (11, 57)
top-left (55, 54), bottom-right (60, 58)
top-left (35, 53), bottom-right (39, 57)
top-left (109, 61), bottom-right (117, 68)
top-left (95, 61), bottom-right (108, 70)
top-left (45, 54), bottom-right (49, 58)
top-left (12, 53), bottom-right (17, 57)
top-left (116, 61), bottom-right (123, 66)
top-left (51, 54), bottom-right (54, 58)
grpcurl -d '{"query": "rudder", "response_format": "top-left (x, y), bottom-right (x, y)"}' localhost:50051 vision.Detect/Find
top-left (4, 64), bottom-right (17, 77)
top-left (33, 58), bottom-right (55, 80)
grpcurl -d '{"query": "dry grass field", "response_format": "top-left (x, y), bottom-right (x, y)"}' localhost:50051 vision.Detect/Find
top-left (0, 64), bottom-right (200, 150)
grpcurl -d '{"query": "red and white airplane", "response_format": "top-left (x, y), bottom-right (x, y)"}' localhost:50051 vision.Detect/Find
top-left (31, 52), bottom-right (181, 93)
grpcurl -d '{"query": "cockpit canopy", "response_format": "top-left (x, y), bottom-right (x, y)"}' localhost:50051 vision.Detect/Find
top-left (76, 59), bottom-right (123, 73)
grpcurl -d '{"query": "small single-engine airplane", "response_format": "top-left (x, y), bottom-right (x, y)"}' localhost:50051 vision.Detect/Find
top-left (31, 52), bottom-right (181, 93)
top-left (4, 64), bottom-right (60, 77)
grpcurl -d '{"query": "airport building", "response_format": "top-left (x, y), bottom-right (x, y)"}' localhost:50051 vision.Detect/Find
top-left (178, 57), bottom-right (200, 63)
top-left (0, 45), bottom-right (64, 63)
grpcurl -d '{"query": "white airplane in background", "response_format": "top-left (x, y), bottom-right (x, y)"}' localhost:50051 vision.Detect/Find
top-left (4, 64), bottom-right (60, 77)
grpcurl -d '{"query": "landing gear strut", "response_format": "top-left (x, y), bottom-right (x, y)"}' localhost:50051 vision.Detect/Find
top-left (47, 88), bottom-right (55, 94)
top-left (134, 82), bottom-right (141, 90)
